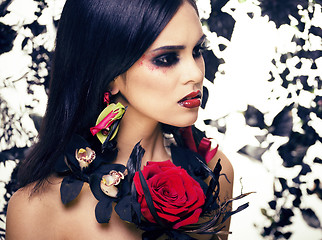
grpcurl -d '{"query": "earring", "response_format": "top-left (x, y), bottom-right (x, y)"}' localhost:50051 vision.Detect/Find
top-left (90, 91), bottom-right (126, 145)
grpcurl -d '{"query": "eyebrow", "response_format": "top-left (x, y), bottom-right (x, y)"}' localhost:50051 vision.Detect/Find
top-left (151, 34), bottom-right (206, 52)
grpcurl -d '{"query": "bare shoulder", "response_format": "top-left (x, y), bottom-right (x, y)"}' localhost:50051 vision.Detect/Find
top-left (6, 178), bottom-right (63, 240)
top-left (6, 176), bottom-right (143, 240)
top-left (208, 149), bottom-right (234, 187)
top-left (207, 149), bottom-right (234, 240)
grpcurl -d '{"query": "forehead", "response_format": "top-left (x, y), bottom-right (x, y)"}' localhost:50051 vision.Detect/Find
top-left (147, 2), bottom-right (203, 50)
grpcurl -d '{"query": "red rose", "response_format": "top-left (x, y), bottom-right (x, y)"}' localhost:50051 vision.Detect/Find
top-left (133, 160), bottom-right (205, 229)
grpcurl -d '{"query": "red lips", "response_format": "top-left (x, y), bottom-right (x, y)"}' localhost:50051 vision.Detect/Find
top-left (178, 90), bottom-right (202, 108)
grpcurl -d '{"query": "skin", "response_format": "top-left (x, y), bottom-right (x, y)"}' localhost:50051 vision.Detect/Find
top-left (6, 2), bottom-right (233, 240)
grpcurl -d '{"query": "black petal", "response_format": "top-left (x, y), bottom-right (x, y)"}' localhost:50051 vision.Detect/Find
top-left (171, 145), bottom-right (209, 179)
top-left (65, 152), bottom-right (81, 171)
top-left (60, 176), bottom-right (84, 204)
top-left (115, 195), bottom-right (141, 223)
top-left (142, 230), bottom-right (165, 240)
top-left (127, 141), bottom-right (145, 181)
top-left (89, 174), bottom-right (109, 200)
top-left (54, 154), bottom-right (69, 173)
top-left (101, 119), bottom-right (122, 152)
top-left (138, 171), bottom-right (166, 227)
top-left (115, 195), bottom-right (133, 222)
top-left (89, 164), bottom-right (127, 200)
top-left (89, 154), bottom-right (112, 170)
top-left (95, 163), bottom-right (126, 175)
top-left (167, 230), bottom-right (197, 240)
top-left (222, 202), bottom-right (249, 223)
top-left (64, 135), bottom-right (93, 172)
top-left (95, 200), bottom-right (113, 223)
top-left (66, 134), bottom-right (91, 150)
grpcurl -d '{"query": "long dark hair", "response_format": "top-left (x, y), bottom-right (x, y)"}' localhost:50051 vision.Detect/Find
top-left (18, 0), bottom-right (198, 189)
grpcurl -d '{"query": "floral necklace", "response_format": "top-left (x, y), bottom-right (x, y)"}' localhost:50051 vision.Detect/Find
top-left (55, 94), bottom-right (251, 239)
top-left (55, 131), bottom-right (251, 240)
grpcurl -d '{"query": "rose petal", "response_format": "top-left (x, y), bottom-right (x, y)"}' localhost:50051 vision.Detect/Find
top-left (151, 178), bottom-right (186, 206)
top-left (146, 160), bottom-right (173, 167)
top-left (157, 212), bottom-right (181, 222)
top-left (179, 126), bottom-right (198, 152)
top-left (172, 208), bottom-right (203, 229)
top-left (159, 206), bottom-right (189, 215)
top-left (134, 159), bottom-right (206, 229)
top-left (151, 172), bottom-right (185, 194)
top-left (198, 138), bottom-right (218, 163)
top-left (140, 199), bottom-right (156, 223)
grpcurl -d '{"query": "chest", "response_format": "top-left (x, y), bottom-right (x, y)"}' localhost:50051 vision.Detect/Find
top-left (50, 182), bottom-right (214, 240)
top-left (53, 187), bottom-right (142, 240)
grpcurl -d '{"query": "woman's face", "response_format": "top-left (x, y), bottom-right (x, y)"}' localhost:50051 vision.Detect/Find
top-left (114, 2), bottom-right (205, 127)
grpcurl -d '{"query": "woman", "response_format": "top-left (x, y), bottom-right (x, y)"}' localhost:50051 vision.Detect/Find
top-left (6, 0), bottom-right (236, 239)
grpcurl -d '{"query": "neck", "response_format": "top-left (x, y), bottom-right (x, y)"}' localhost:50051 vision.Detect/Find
top-left (113, 102), bottom-right (170, 167)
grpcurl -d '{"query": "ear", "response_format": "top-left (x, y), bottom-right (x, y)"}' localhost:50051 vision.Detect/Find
top-left (109, 76), bottom-right (121, 95)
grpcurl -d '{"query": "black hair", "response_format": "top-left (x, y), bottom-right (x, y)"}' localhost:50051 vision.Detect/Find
top-left (18, 0), bottom-right (198, 190)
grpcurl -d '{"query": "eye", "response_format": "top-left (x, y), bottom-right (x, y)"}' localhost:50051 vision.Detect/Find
top-left (193, 40), bottom-right (209, 58)
top-left (152, 52), bottom-right (179, 67)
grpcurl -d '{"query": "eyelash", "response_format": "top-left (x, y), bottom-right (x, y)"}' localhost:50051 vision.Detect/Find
top-left (193, 41), bottom-right (209, 58)
top-left (151, 40), bottom-right (209, 68)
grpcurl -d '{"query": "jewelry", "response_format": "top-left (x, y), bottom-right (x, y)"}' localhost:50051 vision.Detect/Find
top-left (90, 92), bottom-right (126, 144)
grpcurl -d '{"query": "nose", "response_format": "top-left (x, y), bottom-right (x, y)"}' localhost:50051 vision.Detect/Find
top-left (181, 57), bottom-right (205, 85)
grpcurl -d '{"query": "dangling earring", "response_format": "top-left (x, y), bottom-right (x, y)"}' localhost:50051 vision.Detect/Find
top-left (90, 91), bottom-right (126, 149)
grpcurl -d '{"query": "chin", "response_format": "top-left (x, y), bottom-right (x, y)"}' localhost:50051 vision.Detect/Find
top-left (165, 114), bottom-right (198, 128)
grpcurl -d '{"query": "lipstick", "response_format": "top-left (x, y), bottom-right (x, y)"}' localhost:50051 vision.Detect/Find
top-left (178, 90), bottom-right (202, 109)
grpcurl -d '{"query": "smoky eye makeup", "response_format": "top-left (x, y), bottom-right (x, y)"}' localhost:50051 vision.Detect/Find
top-left (193, 38), bottom-right (209, 58)
top-left (151, 52), bottom-right (180, 67)
top-left (147, 34), bottom-right (208, 68)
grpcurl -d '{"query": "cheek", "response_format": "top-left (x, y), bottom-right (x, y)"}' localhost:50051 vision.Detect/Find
top-left (199, 57), bottom-right (205, 75)
top-left (133, 68), bottom-right (173, 94)
top-left (124, 70), bottom-right (173, 110)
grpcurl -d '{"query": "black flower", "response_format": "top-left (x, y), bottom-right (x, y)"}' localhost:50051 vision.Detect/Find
top-left (89, 164), bottom-right (129, 223)
top-left (55, 134), bottom-right (111, 204)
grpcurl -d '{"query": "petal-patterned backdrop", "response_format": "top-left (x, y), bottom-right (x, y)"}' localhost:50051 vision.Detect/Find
top-left (0, 0), bottom-right (321, 239)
